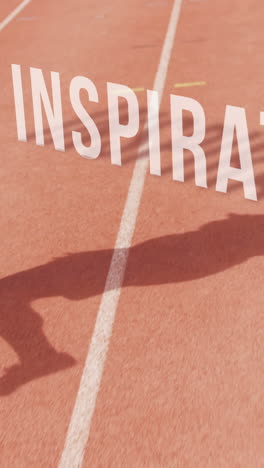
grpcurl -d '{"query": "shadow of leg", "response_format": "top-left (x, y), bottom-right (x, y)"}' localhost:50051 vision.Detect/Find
top-left (0, 304), bottom-right (76, 396)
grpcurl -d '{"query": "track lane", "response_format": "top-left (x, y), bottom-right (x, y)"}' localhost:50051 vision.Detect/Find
top-left (83, 0), bottom-right (264, 466)
top-left (0, 0), bottom-right (179, 466)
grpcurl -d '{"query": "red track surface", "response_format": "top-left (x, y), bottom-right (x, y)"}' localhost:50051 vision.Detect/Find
top-left (1, 0), bottom-right (264, 466)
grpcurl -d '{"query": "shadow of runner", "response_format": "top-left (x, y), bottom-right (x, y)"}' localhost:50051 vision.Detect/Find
top-left (1, 213), bottom-right (263, 395)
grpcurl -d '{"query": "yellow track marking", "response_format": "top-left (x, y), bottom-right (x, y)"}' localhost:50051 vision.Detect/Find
top-left (174, 81), bottom-right (206, 88)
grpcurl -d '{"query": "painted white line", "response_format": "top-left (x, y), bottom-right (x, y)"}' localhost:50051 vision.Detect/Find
top-left (58, 0), bottom-right (183, 466)
top-left (0, 0), bottom-right (31, 32)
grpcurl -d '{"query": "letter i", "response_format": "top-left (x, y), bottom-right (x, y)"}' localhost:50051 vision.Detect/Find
top-left (11, 64), bottom-right (27, 141)
top-left (147, 90), bottom-right (161, 176)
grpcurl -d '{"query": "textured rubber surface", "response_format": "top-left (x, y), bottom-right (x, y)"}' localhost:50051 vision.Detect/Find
top-left (0, 0), bottom-right (263, 466)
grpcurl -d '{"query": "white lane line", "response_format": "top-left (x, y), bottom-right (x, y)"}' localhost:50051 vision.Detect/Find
top-left (0, 0), bottom-right (31, 32)
top-left (58, 0), bottom-right (183, 466)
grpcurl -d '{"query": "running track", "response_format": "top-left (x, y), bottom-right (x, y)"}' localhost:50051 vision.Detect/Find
top-left (0, 0), bottom-right (264, 466)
